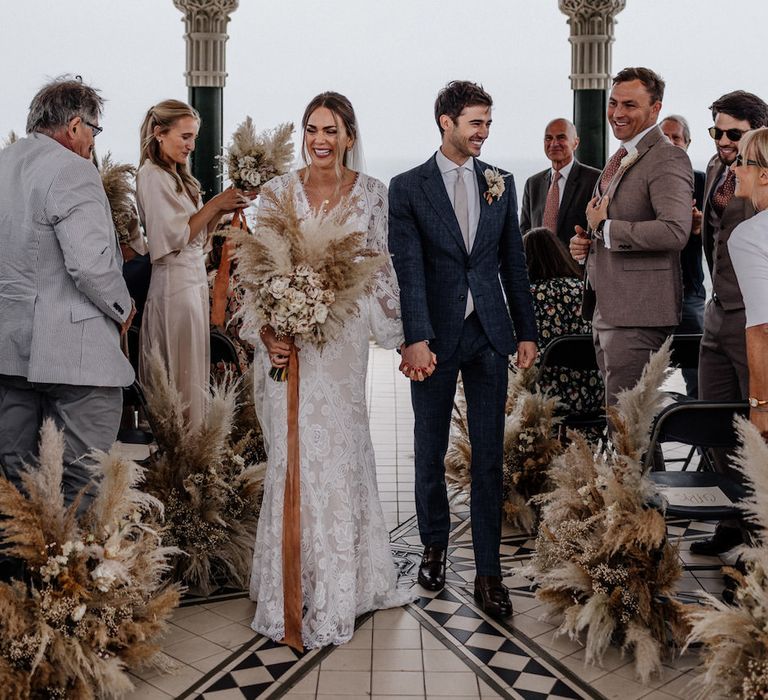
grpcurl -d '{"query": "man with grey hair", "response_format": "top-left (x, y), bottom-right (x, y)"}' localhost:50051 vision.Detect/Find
top-left (0, 77), bottom-right (134, 546)
top-left (520, 118), bottom-right (600, 250)
top-left (660, 114), bottom-right (706, 398)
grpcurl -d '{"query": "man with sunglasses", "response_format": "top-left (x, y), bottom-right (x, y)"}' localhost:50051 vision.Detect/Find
top-left (691, 90), bottom-right (768, 557)
top-left (0, 77), bottom-right (135, 582)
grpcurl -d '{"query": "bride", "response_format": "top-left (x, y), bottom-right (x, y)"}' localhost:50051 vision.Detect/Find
top-left (248, 92), bottom-right (413, 648)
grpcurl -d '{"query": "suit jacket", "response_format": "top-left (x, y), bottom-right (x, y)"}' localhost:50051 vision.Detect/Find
top-left (519, 159), bottom-right (601, 248)
top-left (584, 126), bottom-right (693, 327)
top-left (388, 154), bottom-right (537, 359)
top-left (701, 154), bottom-right (754, 311)
top-left (0, 133), bottom-right (133, 386)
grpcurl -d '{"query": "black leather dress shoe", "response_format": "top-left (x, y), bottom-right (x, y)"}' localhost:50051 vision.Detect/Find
top-left (689, 527), bottom-right (743, 556)
top-left (418, 544), bottom-right (447, 591)
top-left (474, 575), bottom-right (513, 619)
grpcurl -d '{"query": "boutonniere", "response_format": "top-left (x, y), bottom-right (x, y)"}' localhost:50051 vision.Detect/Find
top-left (483, 168), bottom-right (509, 204)
top-left (619, 147), bottom-right (640, 171)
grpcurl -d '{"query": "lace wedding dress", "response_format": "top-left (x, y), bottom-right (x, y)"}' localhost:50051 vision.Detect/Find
top-left (247, 171), bottom-right (414, 648)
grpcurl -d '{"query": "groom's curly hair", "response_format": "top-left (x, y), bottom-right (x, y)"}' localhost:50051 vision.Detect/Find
top-left (434, 81), bottom-right (493, 135)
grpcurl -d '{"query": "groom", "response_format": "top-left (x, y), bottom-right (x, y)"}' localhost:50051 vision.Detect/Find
top-left (389, 81), bottom-right (537, 619)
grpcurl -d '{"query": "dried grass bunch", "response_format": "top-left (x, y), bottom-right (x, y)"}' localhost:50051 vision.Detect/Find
top-left (220, 117), bottom-right (294, 190)
top-left (0, 420), bottom-right (180, 699)
top-left (529, 339), bottom-right (688, 683)
top-left (98, 153), bottom-right (138, 246)
top-left (142, 350), bottom-right (266, 596)
top-left (2, 130), bottom-right (18, 148)
top-left (230, 184), bottom-right (385, 346)
top-left (684, 417), bottom-right (768, 699)
top-left (445, 368), bottom-right (562, 531)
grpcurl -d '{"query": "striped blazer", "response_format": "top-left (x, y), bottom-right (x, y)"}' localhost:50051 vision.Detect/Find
top-left (0, 133), bottom-right (134, 386)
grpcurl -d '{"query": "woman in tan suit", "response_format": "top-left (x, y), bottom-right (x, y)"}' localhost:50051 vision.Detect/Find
top-left (137, 100), bottom-right (247, 428)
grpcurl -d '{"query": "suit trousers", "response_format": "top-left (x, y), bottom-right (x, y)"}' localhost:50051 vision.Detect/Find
top-left (410, 313), bottom-right (508, 577)
top-left (0, 374), bottom-right (122, 510)
top-left (592, 307), bottom-right (674, 407)
top-left (676, 290), bottom-right (705, 399)
top-left (699, 299), bottom-right (749, 489)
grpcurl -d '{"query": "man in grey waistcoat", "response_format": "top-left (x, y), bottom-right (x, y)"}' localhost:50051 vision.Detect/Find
top-left (0, 77), bottom-right (135, 525)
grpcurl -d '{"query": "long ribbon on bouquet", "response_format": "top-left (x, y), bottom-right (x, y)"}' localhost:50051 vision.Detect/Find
top-left (211, 209), bottom-right (244, 327)
top-left (281, 344), bottom-right (303, 652)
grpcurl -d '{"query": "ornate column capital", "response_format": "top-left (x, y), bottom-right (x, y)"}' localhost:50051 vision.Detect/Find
top-left (558, 0), bottom-right (626, 90)
top-left (173, 0), bottom-right (239, 88)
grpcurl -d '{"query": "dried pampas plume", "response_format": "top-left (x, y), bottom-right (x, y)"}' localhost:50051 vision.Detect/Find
top-left (684, 417), bottom-right (768, 700)
top-left (445, 367), bottom-right (562, 531)
top-left (98, 152), bottom-right (139, 245)
top-left (530, 339), bottom-right (688, 684)
top-left (2, 130), bottom-right (18, 148)
top-left (221, 117), bottom-right (294, 190)
top-left (141, 349), bottom-right (266, 596)
top-left (0, 420), bottom-right (180, 698)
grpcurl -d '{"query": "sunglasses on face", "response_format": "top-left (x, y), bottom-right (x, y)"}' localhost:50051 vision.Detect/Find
top-left (734, 153), bottom-right (760, 167)
top-left (709, 126), bottom-right (745, 142)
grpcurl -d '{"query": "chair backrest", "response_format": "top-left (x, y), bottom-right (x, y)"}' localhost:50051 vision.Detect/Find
top-left (210, 329), bottom-right (242, 375)
top-left (536, 334), bottom-right (598, 379)
top-left (669, 333), bottom-right (702, 372)
top-left (642, 400), bottom-right (750, 471)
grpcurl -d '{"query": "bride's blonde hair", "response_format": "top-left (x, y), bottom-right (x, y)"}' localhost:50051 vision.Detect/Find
top-left (139, 99), bottom-right (201, 202)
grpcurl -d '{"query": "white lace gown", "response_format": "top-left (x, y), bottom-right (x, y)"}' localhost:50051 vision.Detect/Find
top-left (247, 172), bottom-right (414, 648)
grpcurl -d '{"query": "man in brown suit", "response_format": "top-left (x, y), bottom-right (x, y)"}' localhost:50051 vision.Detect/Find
top-left (570, 67), bottom-right (693, 406)
top-left (690, 90), bottom-right (768, 556)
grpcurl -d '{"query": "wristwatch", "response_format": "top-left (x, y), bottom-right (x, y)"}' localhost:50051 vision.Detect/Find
top-left (748, 396), bottom-right (768, 409)
top-left (591, 219), bottom-right (606, 241)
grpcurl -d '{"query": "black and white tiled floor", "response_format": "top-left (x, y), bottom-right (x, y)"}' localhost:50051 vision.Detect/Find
top-left (124, 347), bottom-right (729, 700)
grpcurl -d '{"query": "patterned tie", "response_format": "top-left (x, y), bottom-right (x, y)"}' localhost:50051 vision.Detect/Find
top-left (711, 169), bottom-right (736, 216)
top-left (541, 170), bottom-right (561, 232)
top-left (454, 167), bottom-right (474, 316)
top-left (599, 146), bottom-right (628, 195)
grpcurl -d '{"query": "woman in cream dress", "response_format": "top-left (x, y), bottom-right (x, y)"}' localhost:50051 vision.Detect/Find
top-left (137, 100), bottom-right (248, 428)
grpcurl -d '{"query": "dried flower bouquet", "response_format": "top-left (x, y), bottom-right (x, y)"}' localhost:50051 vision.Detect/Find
top-left (0, 420), bottom-right (180, 699)
top-left (529, 339), bottom-right (689, 683)
top-left (98, 153), bottom-right (138, 246)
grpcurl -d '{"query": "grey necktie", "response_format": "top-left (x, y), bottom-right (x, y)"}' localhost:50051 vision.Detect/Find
top-left (454, 167), bottom-right (470, 250)
top-left (454, 167), bottom-right (474, 316)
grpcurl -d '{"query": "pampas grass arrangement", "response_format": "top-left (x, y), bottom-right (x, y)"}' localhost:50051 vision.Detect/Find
top-left (220, 117), bottom-right (294, 190)
top-left (141, 351), bottom-right (266, 596)
top-left (0, 420), bottom-right (180, 699)
top-left (445, 368), bottom-right (562, 531)
top-left (529, 339), bottom-right (689, 683)
top-left (230, 185), bottom-right (385, 348)
top-left (684, 417), bottom-right (768, 699)
top-left (2, 130), bottom-right (18, 148)
top-left (98, 153), bottom-right (138, 246)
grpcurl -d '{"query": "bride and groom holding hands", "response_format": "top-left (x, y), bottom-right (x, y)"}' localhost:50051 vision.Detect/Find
top-left (254, 80), bottom-right (537, 648)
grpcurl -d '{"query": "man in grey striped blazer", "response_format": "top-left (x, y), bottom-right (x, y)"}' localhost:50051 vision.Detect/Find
top-left (0, 77), bottom-right (135, 521)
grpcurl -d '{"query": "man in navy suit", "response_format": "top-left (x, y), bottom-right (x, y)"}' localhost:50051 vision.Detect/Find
top-left (389, 81), bottom-right (537, 619)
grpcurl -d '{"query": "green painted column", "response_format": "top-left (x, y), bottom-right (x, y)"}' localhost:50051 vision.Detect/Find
top-left (174, 0), bottom-right (239, 201)
top-left (558, 0), bottom-right (626, 169)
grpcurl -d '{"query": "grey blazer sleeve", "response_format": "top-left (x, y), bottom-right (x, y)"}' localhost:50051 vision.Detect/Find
top-left (47, 158), bottom-right (131, 323)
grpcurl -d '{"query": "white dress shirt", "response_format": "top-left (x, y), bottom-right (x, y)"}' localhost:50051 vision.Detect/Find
top-left (436, 147), bottom-right (481, 249)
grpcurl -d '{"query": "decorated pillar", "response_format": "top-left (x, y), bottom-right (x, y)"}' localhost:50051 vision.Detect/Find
top-left (173, 0), bottom-right (239, 199)
top-left (558, 0), bottom-right (626, 168)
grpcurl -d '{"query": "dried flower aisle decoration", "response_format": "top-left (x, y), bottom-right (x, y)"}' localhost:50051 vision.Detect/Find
top-left (529, 339), bottom-right (689, 684)
top-left (0, 420), bottom-right (180, 699)
top-left (141, 350), bottom-right (266, 597)
top-left (445, 367), bottom-right (562, 532)
top-left (684, 417), bottom-right (768, 699)
top-left (98, 153), bottom-right (138, 246)
top-left (230, 184), bottom-right (385, 650)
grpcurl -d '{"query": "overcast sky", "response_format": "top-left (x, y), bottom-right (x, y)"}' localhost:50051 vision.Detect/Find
top-left (2, 0), bottom-right (767, 185)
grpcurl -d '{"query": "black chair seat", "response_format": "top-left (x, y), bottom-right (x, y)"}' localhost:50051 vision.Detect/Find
top-left (649, 471), bottom-right (747, 520)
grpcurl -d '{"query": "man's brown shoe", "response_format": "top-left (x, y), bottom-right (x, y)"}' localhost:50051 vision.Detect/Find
top-left (474, 575), bottom-right (513, 619)
top-left (418, 545), bottom-right (447, 591)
